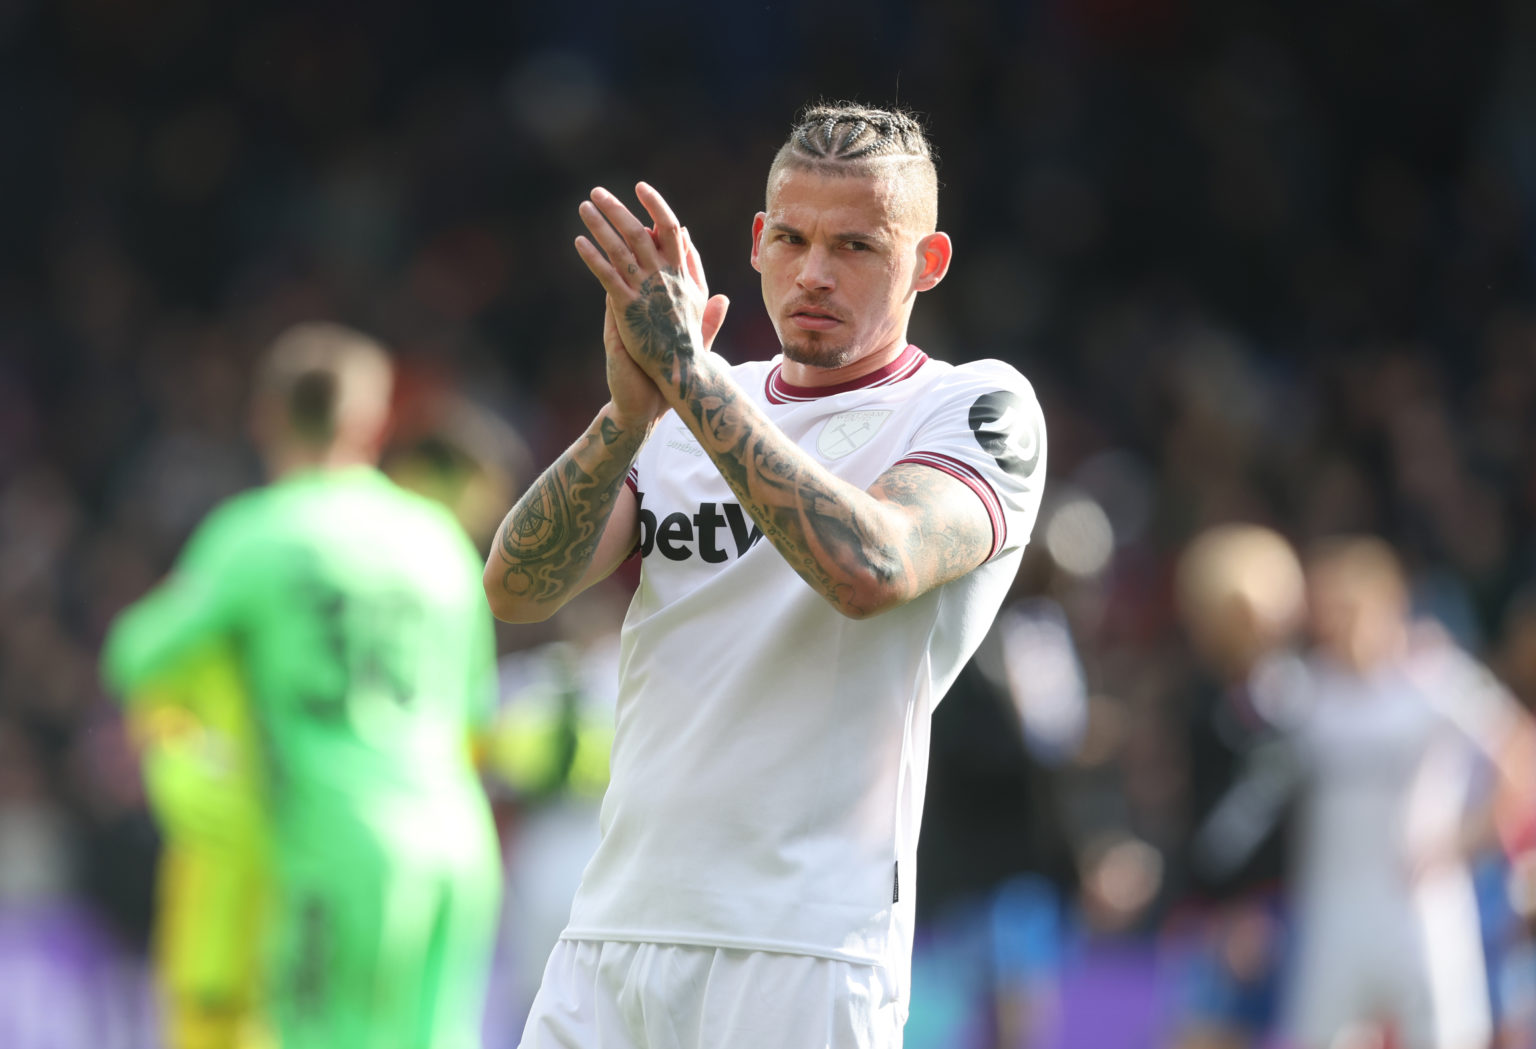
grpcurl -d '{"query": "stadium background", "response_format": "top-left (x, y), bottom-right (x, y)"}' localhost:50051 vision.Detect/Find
top-left (2, 0), bottom-right (1535, 1046)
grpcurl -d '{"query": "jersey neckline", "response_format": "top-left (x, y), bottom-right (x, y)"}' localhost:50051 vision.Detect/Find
top-left (765, 344), bottom-right (928, 404)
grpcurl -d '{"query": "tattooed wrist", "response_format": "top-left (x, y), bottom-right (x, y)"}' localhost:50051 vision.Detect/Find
top-left (622, 268), bottom-right (700, 383)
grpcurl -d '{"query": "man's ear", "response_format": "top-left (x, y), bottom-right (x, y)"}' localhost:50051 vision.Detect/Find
top-left (914, 232), bottom-right (952, 291)
top-left (750, 213), bottom-right (767, 273)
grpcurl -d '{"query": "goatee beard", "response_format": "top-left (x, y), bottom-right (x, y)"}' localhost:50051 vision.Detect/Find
top-left (781, 338), bottom-right (857, 370)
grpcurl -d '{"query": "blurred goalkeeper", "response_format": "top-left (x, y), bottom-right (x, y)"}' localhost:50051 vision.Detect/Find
top-left (103, 324), bottom-right (502, 1049)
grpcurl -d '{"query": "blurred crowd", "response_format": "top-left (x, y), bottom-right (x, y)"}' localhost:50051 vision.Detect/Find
top-left (2, 0), bottom-right (1536, 1046)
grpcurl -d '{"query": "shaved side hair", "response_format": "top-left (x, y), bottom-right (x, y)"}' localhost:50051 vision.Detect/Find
top-left (768, 103), bottom-right (940, 232)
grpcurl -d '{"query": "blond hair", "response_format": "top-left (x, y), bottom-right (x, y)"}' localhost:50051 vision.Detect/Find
top-left (1177, 524), bottom-right (1306, 638)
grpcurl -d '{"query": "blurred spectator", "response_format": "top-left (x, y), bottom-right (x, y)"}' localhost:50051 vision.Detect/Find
top-left (1196, 538), bottom-right (1536, 1049)
top-left (1169, 525), bottom-right (1306, 1049)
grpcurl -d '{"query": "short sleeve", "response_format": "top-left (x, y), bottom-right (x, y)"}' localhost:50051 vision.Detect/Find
top-left (893, 360), bottom-right (1047, 561)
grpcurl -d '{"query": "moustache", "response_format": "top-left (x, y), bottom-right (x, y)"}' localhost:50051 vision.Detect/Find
top-left (786, 299), bottom-right (843, 320)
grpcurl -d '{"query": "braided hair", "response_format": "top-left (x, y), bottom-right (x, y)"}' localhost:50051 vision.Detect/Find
top-left (768, 103), bottom-right (940, 231)
top-left (787, 104), bottom-right (933, 162)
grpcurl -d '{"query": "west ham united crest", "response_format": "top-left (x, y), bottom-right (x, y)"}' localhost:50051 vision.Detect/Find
top-left (816, 410), bottom-right (893, 459)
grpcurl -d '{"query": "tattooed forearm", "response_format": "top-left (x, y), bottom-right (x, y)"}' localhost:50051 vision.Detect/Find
top-left (611, 263), bottom-right (989, 616)
top-left (492, 409), bottom-right (645, 611)
top-left (689, 374), bottom-right (903, 614)
top-left (677, 356), bottom-right (987, 617)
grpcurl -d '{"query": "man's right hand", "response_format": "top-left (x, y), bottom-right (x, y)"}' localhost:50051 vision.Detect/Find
top-left (604, 294), bottom-right (668, 430)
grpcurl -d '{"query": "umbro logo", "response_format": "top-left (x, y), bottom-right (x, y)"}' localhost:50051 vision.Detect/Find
top-left (665, 426), bottom-right (705, 458)
top-left (636, 493), bottom-right (764, 562)
top-left (666, 436), bottom-right (704, 458)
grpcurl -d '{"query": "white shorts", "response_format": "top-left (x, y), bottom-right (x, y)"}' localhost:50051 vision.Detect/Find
top-left (1284, 873), bottom-right (1490, 1049)
top-left (516, 939), bottom-right (906, 1049)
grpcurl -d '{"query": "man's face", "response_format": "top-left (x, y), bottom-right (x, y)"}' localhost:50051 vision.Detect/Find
top-left (1307, 564), bottom-right (1362, 659)
top-left (1306, 560), bottom-right (1405, 670)
top-left (751, 167), bottom-right (929, 371)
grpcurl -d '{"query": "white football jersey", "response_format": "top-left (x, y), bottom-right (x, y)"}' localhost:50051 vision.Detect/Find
top-left (1288, 640), bottom-right (1520, 908)
top-left (562, 344), bottom-right (1047, 992)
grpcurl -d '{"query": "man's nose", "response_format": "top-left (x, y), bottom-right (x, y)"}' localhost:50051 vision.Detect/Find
top-left (795, 246), bottom-right (835, 291)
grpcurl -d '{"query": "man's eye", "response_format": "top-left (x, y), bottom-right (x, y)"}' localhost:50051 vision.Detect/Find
top-left (844, 241), bottom-right (870, 251)
top-left (782, 233), bottom-right (804, 244)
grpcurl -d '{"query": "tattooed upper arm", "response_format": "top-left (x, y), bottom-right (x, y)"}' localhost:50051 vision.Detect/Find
top-left (868, 461), bottom-right (994, 595)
